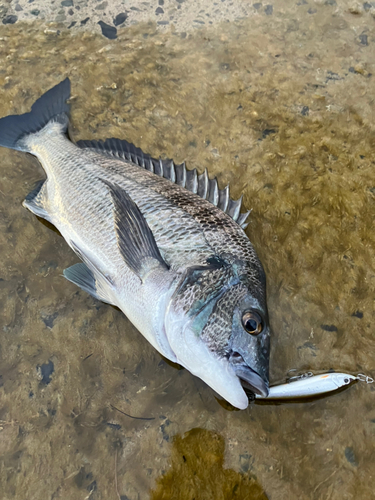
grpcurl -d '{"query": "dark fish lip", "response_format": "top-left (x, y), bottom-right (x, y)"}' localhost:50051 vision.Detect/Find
top-left (233, 365), bottom-right (269, 397)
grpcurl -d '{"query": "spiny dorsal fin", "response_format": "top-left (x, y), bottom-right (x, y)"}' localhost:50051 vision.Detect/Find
top-left (197, 169), bottom-right (209, 199)
top-left (76, 138), bottom-right (250, 228)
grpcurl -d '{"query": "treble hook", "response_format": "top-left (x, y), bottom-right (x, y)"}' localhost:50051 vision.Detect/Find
top-left (356, 374), bottom-right (374, 384)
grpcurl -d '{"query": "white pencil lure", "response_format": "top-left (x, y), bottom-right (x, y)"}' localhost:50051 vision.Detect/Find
top-left (255, 372), bottom-right (374, 400)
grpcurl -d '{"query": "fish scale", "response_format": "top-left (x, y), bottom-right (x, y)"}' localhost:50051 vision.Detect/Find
top-left (0, 78), bottom-right (271, 410)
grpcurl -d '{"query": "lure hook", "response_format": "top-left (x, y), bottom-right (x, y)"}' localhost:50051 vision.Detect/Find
top-left (356, 374), bottom-right (374, 384)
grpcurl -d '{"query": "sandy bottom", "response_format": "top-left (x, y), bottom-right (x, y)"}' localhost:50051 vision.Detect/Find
top-left (1, 1), bottom-right (375, 499)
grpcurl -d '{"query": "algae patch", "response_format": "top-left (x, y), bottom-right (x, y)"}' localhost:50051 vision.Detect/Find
top-left (150, 428), bottom-right (268, 500)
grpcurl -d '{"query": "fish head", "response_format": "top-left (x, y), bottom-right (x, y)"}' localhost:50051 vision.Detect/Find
top-left (226, 291), bottom-right (270, 398)
top-left (165, 255), bottom-right (270, 409)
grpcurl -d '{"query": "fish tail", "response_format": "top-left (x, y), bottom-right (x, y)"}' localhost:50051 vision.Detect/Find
top-left (0, 78), bottom-right (71, 152)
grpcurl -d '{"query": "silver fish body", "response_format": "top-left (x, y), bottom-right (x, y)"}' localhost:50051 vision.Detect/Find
top-left (0, 79), bottom-right (270, 409)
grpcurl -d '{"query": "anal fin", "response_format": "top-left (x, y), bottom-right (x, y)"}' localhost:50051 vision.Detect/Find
top-left (23, 180), bottom-right (52, 223)
top-left (68, 240), bottom-right (115, 305)
top-left (63, 263), bottom-right (114, 305)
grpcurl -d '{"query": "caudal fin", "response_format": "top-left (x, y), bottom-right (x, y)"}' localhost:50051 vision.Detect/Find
top-left (0, 78), bottom-right (71, 152)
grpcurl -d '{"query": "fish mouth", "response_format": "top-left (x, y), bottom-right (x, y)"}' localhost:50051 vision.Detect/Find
top-left (235, 365), bottom-right (269, 397)
top-left (233, 365), bottom-right (270, 398)
top-left (229, 352), bottom-right (269, 397)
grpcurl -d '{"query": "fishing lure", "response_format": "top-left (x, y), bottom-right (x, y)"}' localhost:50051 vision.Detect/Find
top-left (255, 372), bottom-right (373, 400)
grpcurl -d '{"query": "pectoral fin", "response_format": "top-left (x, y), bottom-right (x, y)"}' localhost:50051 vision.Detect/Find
top-left (103, 180), bottom-right (169, 281)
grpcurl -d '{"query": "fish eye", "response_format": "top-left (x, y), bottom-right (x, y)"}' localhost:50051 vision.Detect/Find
top-left (242, 311), bottom-right (263, 335)
top-left (344, 378), bottom-right (349, 384)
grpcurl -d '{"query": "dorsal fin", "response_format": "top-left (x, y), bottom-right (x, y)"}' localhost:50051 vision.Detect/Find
top-left (76, 137), bottom-right (250, 229)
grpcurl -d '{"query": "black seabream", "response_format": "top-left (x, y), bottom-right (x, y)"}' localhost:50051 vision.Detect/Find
top-left (0, 79), bottom-right (270, 409)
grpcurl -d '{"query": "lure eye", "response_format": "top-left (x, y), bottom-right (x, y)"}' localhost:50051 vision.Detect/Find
top-left (344, 378), bottom-right (349, 384)
top-left (242, 311), bottom-right (263, 335)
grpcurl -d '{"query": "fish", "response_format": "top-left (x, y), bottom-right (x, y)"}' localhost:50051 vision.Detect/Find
top-left (0, 78), bottom-right (270, 409)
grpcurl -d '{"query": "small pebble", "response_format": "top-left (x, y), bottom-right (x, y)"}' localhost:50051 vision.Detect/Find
top-left (96, 2), bottom-right (108, 11)
top-left (2, 15), bottom-right (17, 24)
top-left (345, 447), bottom-right (358, 466)
top-left (105, 421), bottom-right (121, 430)
top-left (264, 4), bottom-right (273, 15)
top-left (359, 33), bottom-right (368, 45)
top-left (351, 310), bottom-right (363, 318)
top-left (98, 20), bottom-right (117, 39)
top-left (320, 324), bottom-right (338, 332)
top-left (113, 12), bottom-right (127, 26)
top-left (262, 128), bottom-right (277, 138)
top-left (42, 312), bottom-right (58, 329)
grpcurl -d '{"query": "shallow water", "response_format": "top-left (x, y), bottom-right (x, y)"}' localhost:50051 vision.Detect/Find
top-left (1, 1), bottom-right (375, 499)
